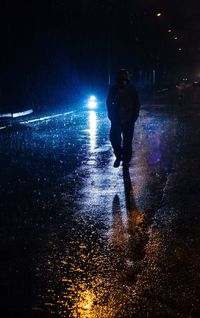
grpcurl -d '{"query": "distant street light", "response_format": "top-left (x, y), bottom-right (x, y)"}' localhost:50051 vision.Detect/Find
top-left (156, 12), bottom-right (162, 17)
top-left (174, 36), bottom-right (178, 40)
top-left (168, 29), bottom-right (172, 33)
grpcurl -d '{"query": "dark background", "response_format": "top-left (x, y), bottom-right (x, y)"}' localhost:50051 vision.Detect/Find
top-left (1, 0), bottom-right (200, 112)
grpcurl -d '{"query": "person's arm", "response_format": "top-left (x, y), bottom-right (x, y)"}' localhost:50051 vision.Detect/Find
top-left (106, 86), bottom-right (114, 121)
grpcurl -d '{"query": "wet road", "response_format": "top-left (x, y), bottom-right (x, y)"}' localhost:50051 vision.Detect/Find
top-left (1, 104), bottom-right (200, 317)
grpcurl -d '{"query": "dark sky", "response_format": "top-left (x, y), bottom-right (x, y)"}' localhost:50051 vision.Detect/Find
top-left (1, 0), bottom-right (200, 64)
top-left (1, 0), bottom-right (200, 110)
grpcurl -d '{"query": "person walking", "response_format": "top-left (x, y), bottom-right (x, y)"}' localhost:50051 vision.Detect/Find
top-left (106, 69), bottom-right (140, 167)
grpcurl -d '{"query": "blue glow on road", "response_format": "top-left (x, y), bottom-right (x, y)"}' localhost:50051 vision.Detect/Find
top-left (0, 109), bottom-right (33, 118)
top-left (0, 126), bottom-right (7, 130)
top-left (0, 113), bottom-right (12, 118)
top-left (12, 109), bottom-right (33, 118)
top-left (20, 111), bottom-right (74, 124)
top-left (0, 111), bottom-right (74, 132)
top-left (88, 111), bottom-right (97, 150)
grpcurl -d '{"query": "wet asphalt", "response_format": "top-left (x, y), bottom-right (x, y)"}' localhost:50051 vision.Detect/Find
top-left (1, 103), bottom-right (200, 318)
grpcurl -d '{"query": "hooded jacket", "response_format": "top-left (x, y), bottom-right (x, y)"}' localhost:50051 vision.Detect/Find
top-left (106, 83), bottom-right (140, 124)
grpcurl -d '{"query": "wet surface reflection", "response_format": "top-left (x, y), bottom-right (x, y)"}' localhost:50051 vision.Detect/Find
top-left (2, 106), bottom-right (200, 317)
top-left (88, 111), bottom-right (97, 151)
top-left (33, 163), bottom-right (149, 317)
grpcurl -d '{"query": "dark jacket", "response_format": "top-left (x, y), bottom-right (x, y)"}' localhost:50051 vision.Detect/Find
top-left (106, 83), bottom-right (140, 124)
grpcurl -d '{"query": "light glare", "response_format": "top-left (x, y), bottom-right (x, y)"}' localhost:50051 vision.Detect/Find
top-left (87, 96), bottom-right (98, 109)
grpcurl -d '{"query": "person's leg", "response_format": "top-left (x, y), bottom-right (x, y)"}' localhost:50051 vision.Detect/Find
top-left (110, 123), bottom-right (122, 166)
top-left (122, 122), bottom-right (135, 164)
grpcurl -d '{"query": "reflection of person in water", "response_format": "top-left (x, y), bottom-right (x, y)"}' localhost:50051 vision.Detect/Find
top-left (111, 169), bottom-right (145, 253)
top-left (111, 194), bottom-right (126, 250)
top-left (123, 166), bottom-right (136, 212)
top-left (123, 166), bottom-right (144, 224)
top-left (111, 185), bottom-right (146, 288)
top-left (122, 167), bottom-right (146, 261)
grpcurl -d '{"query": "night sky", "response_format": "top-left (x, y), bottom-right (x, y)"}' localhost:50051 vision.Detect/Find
top-left (1, 0), bottom-right (200, 111)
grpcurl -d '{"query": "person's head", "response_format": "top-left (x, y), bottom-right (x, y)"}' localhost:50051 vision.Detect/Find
top-left (116, 69), bottom-right (130, 86)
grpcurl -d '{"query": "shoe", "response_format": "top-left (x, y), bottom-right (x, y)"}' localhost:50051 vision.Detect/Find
top-left (113, 158), bottom-right (121, 168)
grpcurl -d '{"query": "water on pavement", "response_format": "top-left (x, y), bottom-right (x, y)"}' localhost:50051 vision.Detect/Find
top-left (1, 105), bottom-right (200, 317)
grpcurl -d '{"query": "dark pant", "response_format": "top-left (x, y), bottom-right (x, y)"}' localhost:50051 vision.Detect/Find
top-left (110, 121), bottom-right (135, 162)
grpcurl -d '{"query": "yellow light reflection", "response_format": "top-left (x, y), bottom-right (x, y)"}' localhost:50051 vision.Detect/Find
top-left (88, 111), bottom-right (97, 150)
top-left (70, 286), bottom-right (117, 318)
top-left (74, 290), bottom-right (95, 317)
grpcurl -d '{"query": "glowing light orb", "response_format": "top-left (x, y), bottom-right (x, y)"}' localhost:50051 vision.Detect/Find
top-left (87, 96), bottom-right (98, 109)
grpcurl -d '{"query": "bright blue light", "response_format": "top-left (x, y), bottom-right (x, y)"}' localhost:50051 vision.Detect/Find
top-left (87, 96), bottom-right (98, 109)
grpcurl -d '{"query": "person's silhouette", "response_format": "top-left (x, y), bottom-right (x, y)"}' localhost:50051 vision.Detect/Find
top-left (107, 69), bottom-right (140, 167)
